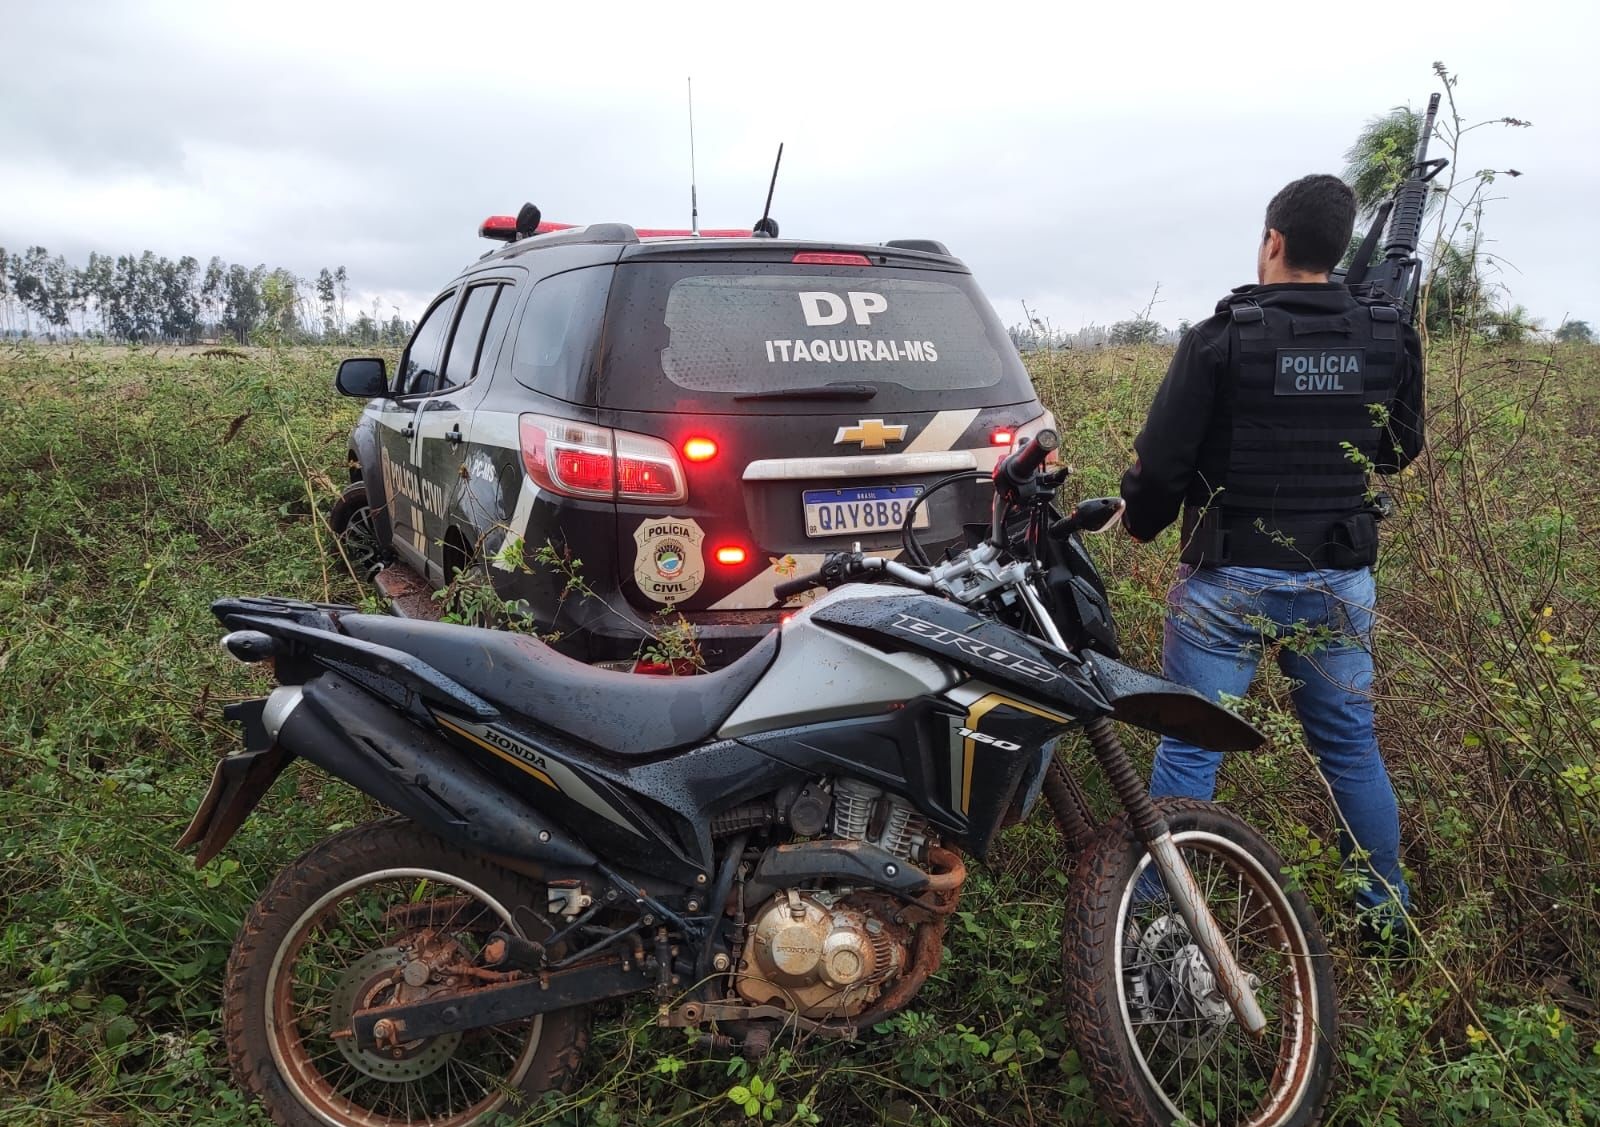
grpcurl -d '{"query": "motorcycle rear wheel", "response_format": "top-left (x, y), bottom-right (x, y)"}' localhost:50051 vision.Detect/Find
top-left (1063, 799), bottom-right (1336, 1127)
top-left (224, 818), bottom-right (588, 1127)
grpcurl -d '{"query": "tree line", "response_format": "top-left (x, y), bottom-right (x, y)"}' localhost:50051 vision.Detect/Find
top-left (0, 246), bottom-right (414, 346)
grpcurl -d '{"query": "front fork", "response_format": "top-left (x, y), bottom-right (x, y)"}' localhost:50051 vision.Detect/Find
top-left (1070, 716), bottom-right (1268, 1036)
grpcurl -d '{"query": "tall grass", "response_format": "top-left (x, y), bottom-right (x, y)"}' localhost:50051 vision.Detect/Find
top-left (1, 340), bottom-right (1596, 1124)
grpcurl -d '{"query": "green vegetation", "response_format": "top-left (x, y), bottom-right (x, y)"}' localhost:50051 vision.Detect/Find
top-left (2, 339), bottom-right (1598, 1124)
top-left (0, 249), bottom-right (411, 345)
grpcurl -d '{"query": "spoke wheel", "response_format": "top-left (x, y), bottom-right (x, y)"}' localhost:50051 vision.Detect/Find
top-left (225, 819), bottom-right (588, 1127)
top-left (1064, 800), bottom-right (1336, 1127)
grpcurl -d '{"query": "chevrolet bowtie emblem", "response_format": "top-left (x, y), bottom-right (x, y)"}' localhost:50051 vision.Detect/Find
top-left (834, 419), bottom-right (908, 451)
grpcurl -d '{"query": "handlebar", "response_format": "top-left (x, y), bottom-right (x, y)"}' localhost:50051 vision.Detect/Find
top-left (774, 439), bottom-right (1071, 604)
top-left (772, 555), bottom-right (936, 601)
top-left (773, 573), bottom-right (823, 600)
top-left (996, 429), bottom-right (1060, 488)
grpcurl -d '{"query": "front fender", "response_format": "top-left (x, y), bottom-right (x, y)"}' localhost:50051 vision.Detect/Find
top-left (1081, 652), bottom-right (1264, 753)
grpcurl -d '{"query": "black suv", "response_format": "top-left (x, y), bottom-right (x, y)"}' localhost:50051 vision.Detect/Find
top-left (333, 209), bottom-right (1053, 667)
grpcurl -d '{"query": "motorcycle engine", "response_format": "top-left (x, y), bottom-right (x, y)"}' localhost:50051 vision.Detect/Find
top-left (734, 780), bottom-right (924, 1019)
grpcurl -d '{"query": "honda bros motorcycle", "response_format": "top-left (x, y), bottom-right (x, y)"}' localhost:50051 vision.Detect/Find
top-left (183, 429), bottom-right (1336, 1127)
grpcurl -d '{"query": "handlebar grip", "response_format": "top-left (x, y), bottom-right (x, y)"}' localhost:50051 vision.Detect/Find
top-left (1000, 428), bottom-right (1060, 485)
top-left (773, 574), bottom-right (823, 600)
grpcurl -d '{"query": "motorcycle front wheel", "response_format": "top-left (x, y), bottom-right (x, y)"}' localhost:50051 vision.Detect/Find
top-left (1063, 799), bottom-right (1336, 1127)
top-left (223, 818), bottom-right (588, 1126)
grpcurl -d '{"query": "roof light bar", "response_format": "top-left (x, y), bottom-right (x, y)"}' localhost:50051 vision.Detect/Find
top-left (480, 216), bottom-right (577, 242)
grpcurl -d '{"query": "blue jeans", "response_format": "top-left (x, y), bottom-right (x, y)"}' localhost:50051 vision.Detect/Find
top-left (1149, 564), bottom-right (1411, 913)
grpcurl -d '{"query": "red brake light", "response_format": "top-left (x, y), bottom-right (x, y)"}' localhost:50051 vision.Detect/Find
top-left (682, 437), bottom-right (718, 463)
top-left (519, 415), bottom-right (615, 499)
top-left (554, 448), bottom-right (613, 494)
top-left (990, 428), bottom-right (1015, 446)
top-left (792, 252), bottom-right (873, 266)
top-left (520, 414), bottom-right (687, 502)
top-left (714, 545), bottom-right (748, 566)
top-left (614, 431), bottom-right (685, 500)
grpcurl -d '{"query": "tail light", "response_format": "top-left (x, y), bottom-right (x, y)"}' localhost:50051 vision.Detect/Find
top-left (519, 414), bottom-right (687, 502)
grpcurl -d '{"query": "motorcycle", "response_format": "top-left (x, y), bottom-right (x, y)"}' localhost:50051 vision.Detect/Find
top-left (182, 429), bottom-right (1336, 1127)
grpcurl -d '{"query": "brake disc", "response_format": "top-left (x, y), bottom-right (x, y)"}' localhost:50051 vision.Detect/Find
top-left (327, 947), bottom-right (462, 1082)
top-left (1128, 915), bottom-right (1262, 1049)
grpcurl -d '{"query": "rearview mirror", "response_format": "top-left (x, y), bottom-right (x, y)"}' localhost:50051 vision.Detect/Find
top-left (1061, 497), bottom-right (1125, 536)
top-left (335, 357), bottom-right (388, 398)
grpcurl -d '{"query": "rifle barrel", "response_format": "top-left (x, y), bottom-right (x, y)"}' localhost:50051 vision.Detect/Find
top-left (1414, 91), bottom-right (1440, 167)
top-left (1382, 92), bottom-right (1440, 263)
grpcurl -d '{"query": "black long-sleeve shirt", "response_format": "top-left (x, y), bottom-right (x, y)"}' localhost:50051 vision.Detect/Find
top-left (1119, 283), bottom-right (1424, 545)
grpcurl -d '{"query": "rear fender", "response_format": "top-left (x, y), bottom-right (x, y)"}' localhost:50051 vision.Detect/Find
top-left (176, 699), bottom-right (295, 867)
top-left (1081, 652), bottom-right (1264, 753)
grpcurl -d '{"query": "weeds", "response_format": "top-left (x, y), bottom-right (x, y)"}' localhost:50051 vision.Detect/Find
top-left (1, 338), bottom-right (1597, 1123)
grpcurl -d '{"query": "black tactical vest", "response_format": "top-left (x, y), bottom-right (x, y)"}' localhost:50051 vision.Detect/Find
top-left (1182, 288), bottom-right (1402, 569)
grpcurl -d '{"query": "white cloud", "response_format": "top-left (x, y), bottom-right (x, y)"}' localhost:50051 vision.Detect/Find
top-left (1, 0), bottom-right (1595, 330)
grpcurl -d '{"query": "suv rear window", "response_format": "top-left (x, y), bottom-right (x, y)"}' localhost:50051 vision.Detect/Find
top-left (600, 261), bottom-right (1032, 412)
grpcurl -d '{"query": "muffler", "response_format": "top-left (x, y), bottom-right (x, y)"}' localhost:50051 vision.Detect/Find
top-left (267, 673), bottom-right (595, 869)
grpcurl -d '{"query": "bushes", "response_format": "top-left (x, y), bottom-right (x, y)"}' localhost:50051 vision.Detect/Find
top-left (1, 341), bottom-right (1596, 1123)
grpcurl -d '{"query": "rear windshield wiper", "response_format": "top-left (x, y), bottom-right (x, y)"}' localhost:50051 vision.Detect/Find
top-left (734, 383), bottom-right (878, 402)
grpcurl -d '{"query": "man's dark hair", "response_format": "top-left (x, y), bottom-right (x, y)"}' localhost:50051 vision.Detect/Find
top-left (1264, 174), bottom-right (1358, 274)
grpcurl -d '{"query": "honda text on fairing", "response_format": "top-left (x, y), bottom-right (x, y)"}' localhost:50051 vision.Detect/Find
top-left (328, 203), bottom-right (1055, 667)
top-left (185, 431), bottom-right (1339, 1127)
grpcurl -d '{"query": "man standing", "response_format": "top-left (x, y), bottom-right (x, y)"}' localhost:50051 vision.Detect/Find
top-left (1120, 174), bottom-right (1424, 941)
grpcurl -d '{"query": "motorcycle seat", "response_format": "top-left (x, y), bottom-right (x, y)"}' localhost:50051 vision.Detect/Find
top-left (337, 615), bottom-right (780, 755)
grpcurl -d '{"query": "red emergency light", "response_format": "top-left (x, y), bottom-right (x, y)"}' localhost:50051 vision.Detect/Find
top-left (480, 216), bottom-right (576, 241)
top-left (480, 215), bottom-right (752, 242)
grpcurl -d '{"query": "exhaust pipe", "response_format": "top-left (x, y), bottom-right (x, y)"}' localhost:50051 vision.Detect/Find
top-left (267, 674), bottom-right (595, 869)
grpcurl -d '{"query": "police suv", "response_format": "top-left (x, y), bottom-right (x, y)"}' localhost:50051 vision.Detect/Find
top-left (332, 207), bottom-right (1054, 668)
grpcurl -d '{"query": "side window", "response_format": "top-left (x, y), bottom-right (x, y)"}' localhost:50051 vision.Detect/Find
top-left (400, 292), bottom-right (456, 395)
top-left (477, 282), bottom-right (519, 380)
top-left (511, 268), bottom-right (611, 399)
top-left (440, 284), bottom-right (499, 388)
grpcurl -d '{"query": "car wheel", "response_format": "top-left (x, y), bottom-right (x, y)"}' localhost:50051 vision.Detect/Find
top-left (328, 481), bottom-right (388, 579)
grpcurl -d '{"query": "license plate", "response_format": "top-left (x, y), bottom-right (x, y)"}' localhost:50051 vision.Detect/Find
top-left (802, 484), bottom-right (928, 538)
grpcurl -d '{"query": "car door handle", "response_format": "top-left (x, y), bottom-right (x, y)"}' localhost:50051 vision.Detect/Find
top-left (445, 424), bottom-right (463, 445)
top-left (401, 423), bottom-right (415, 439)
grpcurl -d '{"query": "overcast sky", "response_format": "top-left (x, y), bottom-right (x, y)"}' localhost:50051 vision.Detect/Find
top-left (3, 0), bottom-right (1595, 332)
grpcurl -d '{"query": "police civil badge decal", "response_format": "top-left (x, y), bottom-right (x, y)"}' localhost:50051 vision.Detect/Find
top-left (632, 517), bottom-right (707, 604)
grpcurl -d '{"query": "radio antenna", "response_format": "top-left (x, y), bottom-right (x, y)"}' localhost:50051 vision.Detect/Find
top-left (753, 142), bottom-right (783, 238)
top-left (687, 77), bottom-right (700, 236)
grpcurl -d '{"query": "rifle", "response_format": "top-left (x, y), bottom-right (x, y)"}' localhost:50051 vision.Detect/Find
top-left (1338, 92), bottom-right (1449, 323)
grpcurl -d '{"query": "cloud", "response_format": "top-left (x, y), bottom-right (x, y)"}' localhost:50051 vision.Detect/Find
top-left (1, 0), bottom-right (1595, 330)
